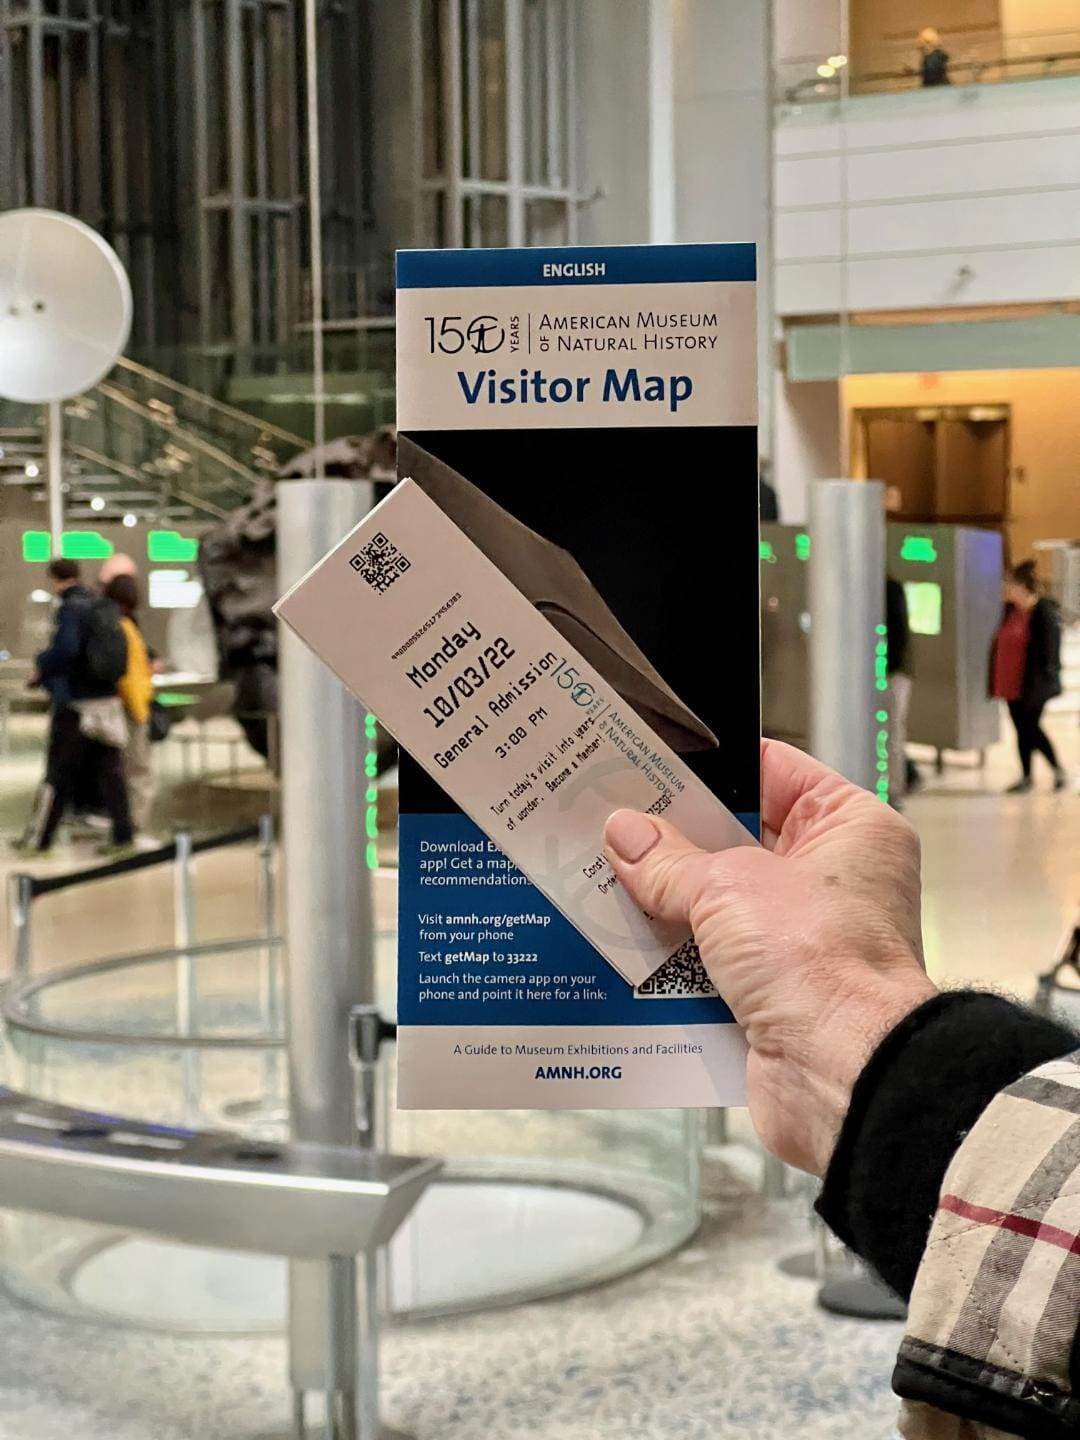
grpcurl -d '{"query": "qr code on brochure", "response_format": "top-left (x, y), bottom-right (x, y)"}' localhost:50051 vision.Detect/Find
top-left (634, 938), bottom-right (718, 999)
top-left (349, 532), bottom-right (411, 594)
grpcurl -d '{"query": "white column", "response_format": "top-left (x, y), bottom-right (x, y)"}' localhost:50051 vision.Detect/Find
top-left (808, 479), bottom-right (886, 791)
top-left (671, 0), bottom-right (773, 455)
top-left (647, 0), bottom-right (676, 245)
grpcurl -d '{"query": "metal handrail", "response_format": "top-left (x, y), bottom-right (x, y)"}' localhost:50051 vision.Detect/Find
top-left (2, 936), bottom-right (285, 1050)
top-left (783, 46), bottom-right (1080, 102)
top-left (114, 357), bottom-right (307, 450)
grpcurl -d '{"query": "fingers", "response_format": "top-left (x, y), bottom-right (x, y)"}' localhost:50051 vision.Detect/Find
top-left (604, 810), bottom-right (715, 924)
top-left (760, 738), bottom-right (861, 852)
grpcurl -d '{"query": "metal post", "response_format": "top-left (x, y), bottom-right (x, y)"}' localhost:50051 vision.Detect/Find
top-left (7, 874), bottom-right (33, 982)
top-left (303, 0), bottom-right (326, 462)
top-left (808, 480), bottom-right (886, 791)
top-left (173, 830), bottom-right (200, 1121)
top-left (257, 812), bottom-right (282, 1106)
top-left (225, 0), bottom-right (253, 351)
top-left (349, 1006), bottom-right (399, 1440)
top-left (807, 480), bottom-right (904, 1321)
top-left (46, 400), bottom-right (64, 556)
top-left (504, 0), bottom-right (526, 246)
top-left (278, 480), bottom-right (374, 1437)
top-left (27, 0), bottom-right (47, 204)
top-left (703, 1108), bottom-right (728, 1149)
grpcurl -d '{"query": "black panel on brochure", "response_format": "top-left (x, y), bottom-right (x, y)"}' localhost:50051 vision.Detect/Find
top-left (398, 425), bottom-right (761, 818)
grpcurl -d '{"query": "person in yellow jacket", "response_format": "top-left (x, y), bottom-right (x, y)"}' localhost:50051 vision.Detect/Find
top-left (104, 575), bottom-right (155, 836)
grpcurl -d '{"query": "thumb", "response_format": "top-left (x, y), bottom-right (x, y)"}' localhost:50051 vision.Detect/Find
top-left (603, 810), bottom-right (714, 924)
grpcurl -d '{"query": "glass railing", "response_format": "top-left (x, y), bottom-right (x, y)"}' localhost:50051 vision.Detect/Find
top-left (111, 359), bottom-right (307, 476)
top-left (0, 365), bottom-right (292, 524)
top-left (777, 27), bottom-right (1080, 104)
top-left (0, 326), bottom-right (396, 524)
top-left (129, 325), bottom-right (397, 446)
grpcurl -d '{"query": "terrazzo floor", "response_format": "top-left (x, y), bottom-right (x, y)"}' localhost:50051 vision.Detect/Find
top-left (0, 708), bottom-right (1076, 1439)
top-left (0, 1169), bottom-right (904, 1440)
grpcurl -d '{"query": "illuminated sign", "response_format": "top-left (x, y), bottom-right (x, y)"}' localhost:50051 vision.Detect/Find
top-left (900, 535), bottom-right (937, 564)
top-left (795, 532), bottom-right (811, 561)
top-left (148, 569), bottom-right (203, 609)
top-left (22, 530), bottom-right (116, 562)
top-left (148, 530), bottom-right (199, 562)
top-left (904, 581), bottom-right (943, 636)
top-left (759, 540), bottom-right (776, 562)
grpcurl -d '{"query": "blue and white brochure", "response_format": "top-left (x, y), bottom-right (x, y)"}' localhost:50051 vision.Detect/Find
top-left (284, 242), bottom-right (762, 1109)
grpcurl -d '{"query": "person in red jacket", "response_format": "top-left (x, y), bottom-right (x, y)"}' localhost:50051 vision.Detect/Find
top-left (990, 560), bottom-right (1065, 793)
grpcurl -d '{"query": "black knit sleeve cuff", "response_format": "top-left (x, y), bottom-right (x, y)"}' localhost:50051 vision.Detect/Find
top-left (815, 990), bottom-right (1077, 1299)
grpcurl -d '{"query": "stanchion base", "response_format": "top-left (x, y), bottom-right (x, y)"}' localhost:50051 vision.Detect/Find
top-left (817, 1272), bottom-right (907, 1321)
top-left (777, 1249), bottom-right (818, 1281)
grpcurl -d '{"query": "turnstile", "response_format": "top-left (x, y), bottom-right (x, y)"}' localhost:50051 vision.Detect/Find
top-left (761, 522), bottom-right (1003, 755)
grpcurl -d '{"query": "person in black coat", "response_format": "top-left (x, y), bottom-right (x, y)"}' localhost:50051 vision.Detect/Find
top-left (989, 559), bottom-right (1065, 792)
top-left (23, 559), bottom-right (134, 852)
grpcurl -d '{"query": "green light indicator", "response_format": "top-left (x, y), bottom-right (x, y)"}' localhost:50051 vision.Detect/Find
top-left (876, 709), bottom-right (888, 723)
top-left (21, 530), bottom-right (115, 562)
top-left (22, 530), bottom-right (50, 562)
top-left (877, 759), bottom-right (889, 772)
top-left (900, 535), bottom-right (937, 564)
top-left (876, 679), bottom-right (889, 691)
top-left (875, 623), bottom-right (887, 636)
top-left (364, 713), bottom-right (379, 871)
top-left (759, 540), bottom-right (775, 562)
top-left (147, 529), bottom-right (199, 562)
top-left (795, 533), bottom-right (811, 561)
top-left (63, 531), bottom-right (115, 560)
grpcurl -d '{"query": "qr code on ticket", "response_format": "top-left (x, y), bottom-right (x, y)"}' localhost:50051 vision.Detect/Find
top-left (634, 938), bottom-right (718, 999)
top-left (349, 532), bottom-right (411, 594)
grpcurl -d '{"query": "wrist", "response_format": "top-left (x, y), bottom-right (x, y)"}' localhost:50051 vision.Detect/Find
top-left (805, 969), bottom-right (938, 1176)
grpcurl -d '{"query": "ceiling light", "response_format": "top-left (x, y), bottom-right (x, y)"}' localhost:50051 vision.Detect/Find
top-left (122, 512), bottom-right (137, 528)
top-left (817, 63), bottom-right (836, 78)
top-left (25, 462), bottom-right (40, 478)
top-left (828, 54), bottom-right (847, 67)
top-left (30, 588), bottom-right (51, 603)
top-left (90, 495), bottom-right (105, 512)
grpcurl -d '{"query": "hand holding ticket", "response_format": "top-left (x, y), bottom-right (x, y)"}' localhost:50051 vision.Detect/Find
top-left (274, 477), bottom-right (757, 990)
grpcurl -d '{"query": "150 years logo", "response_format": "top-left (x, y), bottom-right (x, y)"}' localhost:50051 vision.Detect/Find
top-left (425, 314), bottom-right (506, 354)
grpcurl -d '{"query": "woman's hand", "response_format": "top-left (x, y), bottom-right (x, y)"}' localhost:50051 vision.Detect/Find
top-left (604, 740), bottom-right (937, 1176)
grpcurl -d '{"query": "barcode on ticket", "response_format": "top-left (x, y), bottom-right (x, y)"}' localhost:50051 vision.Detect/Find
top-left (634, 938), bottom-right (718, 999)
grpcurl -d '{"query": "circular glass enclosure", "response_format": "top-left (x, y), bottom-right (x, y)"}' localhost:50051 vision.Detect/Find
top-left (0, 870), bottom-right (701, 1332)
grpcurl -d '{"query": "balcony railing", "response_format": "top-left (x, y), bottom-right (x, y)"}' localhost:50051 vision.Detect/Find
top-left (778, 27), bottom-right (1080, 105)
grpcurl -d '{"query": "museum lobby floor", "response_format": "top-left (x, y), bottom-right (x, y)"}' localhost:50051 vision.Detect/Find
top-left (0, 710), bottom-right (1076, 1438)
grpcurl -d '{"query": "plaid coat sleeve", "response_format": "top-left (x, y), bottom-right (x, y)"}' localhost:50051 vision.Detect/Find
top-left (895, 1049), bottom-right (1080, 1440)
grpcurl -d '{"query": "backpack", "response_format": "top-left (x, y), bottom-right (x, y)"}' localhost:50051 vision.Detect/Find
top-left (81, 596), bottom-right (128, 688)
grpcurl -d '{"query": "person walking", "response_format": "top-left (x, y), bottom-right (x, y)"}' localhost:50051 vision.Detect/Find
top-left (989, 559), bottom-right (1065, 793)
top-left (26, 558), bottom-right (134, 853)
top-left (104, 574), bottom-right (156, 842)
